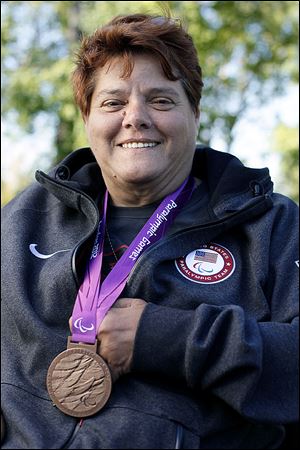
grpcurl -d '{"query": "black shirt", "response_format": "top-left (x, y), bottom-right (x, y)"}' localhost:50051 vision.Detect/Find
top-left (102, 178), bottom-right (209, 278)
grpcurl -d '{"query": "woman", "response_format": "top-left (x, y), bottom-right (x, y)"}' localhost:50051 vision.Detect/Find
top-left (1, 13), bottom-right (298, 449)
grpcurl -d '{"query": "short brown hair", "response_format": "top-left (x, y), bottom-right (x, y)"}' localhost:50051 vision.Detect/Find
top-left (72, 14), bottom-right (204, 117)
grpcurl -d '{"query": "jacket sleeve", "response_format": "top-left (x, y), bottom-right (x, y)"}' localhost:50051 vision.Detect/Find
top-left (131, 194), bottom-right (299, 424)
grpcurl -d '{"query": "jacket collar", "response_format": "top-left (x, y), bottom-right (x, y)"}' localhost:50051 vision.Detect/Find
top-left (191, 145), bottom-right (273, 218)
top-left (36, 145), bottom-right (273, 219)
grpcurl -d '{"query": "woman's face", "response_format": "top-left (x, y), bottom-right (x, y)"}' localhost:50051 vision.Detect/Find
top-left (84, 53), bottom-right (199, 201)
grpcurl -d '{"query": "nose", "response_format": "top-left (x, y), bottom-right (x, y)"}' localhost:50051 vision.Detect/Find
top-left (122, 101), bottom-right (152, 130)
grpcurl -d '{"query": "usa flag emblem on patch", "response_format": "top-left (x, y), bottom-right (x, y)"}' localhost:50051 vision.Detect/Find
top-left (194, 250), bottom-right (218, 264)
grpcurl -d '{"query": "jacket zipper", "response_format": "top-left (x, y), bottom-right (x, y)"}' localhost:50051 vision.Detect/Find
top-left (63, 419), bottom-right (83, 449)
top-left (71, 220), bottom-right (100, 288)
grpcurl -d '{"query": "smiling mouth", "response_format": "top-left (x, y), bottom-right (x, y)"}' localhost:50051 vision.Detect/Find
top-left (119, 141), bottom-right (160, 149)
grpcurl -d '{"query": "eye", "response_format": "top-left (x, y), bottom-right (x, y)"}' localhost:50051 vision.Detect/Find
top-left (101, 99), bottom-right (125, 111)
top-left (150, 97), bottom-right (175, 110)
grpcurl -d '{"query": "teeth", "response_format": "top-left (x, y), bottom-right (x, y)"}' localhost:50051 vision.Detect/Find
top-left (121, 142), bottom-right (158, 149)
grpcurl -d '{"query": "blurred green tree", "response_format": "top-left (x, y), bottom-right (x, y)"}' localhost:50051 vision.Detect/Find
top-left (1, 1), bottom-right (299, 203)
top-left (272, 123), bottom-right (299, 203)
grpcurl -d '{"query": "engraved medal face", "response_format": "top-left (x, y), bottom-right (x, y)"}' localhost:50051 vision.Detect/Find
top-left (47, 348), bottom-right (112, 417)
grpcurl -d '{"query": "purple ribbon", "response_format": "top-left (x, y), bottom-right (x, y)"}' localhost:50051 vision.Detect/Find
top-left (71, 175), bottom-right (195, 344)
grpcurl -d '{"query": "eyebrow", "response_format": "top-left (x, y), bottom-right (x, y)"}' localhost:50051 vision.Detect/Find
top-left (95, 89), bottom-right (126, 100)
top-left (147, 87), bottom-right (181, 98)
top-left (95, 87), bottom-right (181, 100)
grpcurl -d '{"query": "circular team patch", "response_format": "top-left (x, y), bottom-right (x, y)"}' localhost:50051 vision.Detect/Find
top-left (175, 243), bottom-right (235, 284)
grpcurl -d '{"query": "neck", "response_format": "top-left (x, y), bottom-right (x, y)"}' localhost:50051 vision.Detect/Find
top-left (104, 174), bottom-right (190, 207)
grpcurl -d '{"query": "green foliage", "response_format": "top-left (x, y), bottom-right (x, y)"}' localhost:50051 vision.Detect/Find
top-left (1, 171), bottom-right (31, 208)
top-left (272, 124), bottom-right (299, 204)
top-left (1, 0), bottom-right (299, 202)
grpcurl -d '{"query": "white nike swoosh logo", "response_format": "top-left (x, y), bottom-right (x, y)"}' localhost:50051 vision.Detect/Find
top-left (29, 244), bottom-right (71, 259)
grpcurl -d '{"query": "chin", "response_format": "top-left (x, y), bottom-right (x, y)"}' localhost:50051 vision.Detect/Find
top-left (117, 162), bottom-right (159, 181)
top-left (121, 170), bottom-right (159, 185)
top-left (124, 175), bottom-right (154, 185)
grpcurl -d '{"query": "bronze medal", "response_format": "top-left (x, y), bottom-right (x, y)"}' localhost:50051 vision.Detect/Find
top-left (46, 338), bottom-right (112, 417)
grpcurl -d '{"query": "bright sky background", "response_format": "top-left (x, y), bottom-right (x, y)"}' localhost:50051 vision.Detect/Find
top-left (212, 84), bottom-right (299, 191)
top-left (1, 83), bottom-right (299, 195)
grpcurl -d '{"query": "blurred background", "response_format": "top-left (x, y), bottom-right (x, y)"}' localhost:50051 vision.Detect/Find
top-left (1, 0), bottom-right (299, 206)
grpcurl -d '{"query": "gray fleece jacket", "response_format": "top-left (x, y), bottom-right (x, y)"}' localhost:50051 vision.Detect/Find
top-left (1, 146), bottom-right (299, 449)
